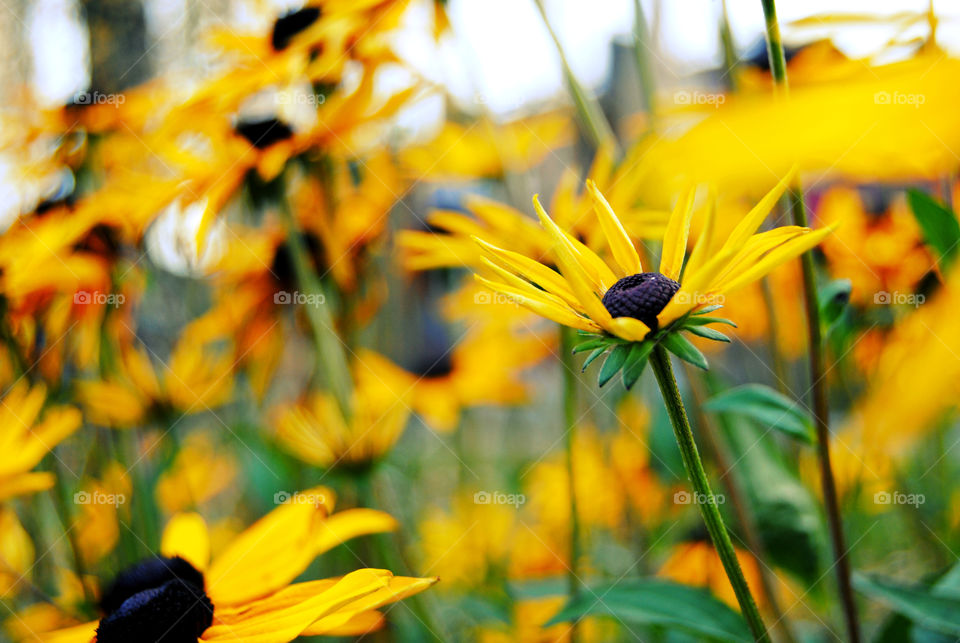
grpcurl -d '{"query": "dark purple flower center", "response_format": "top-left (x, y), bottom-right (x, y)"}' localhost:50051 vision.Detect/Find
top-left (601, 272), bottom-right (680, 330)
top-left (97, 556), bottom-right (213, 643)
top-left (271, 6), bottom-right (321, 50)
top-left (235, 117), bottom-right (295, 149)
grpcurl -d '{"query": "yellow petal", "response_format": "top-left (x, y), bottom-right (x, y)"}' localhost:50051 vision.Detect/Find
top-left (720, 167), bottom-right (797, 256)
top-left (303, 576), bottom-right (438, 635)
top-left (202, 569), bottom-right (391, 643)
top-left (658, 188), bottom-right (696, 281)
top-left (606, 317), bottom-right (651, 342)
top-left (161, 512), bottom-right (211, 573)
top-left (586, 179), bottom-right (641, 277)
top-left (35, 620), bottom-right (98, 643)
top-left (315, 509), bottom-right (398, 556)
top-left (533, 195), bottom-right (615, 293)
top-left (474, 237), bottom-right (580, 309)
top-left (720, 226), bottom-right (835, 294)
top-left (206, 486), bottom-right (334, 606)
top-left (682, 195), bottom-right (717, 281)
top-left (474, 276), bottom-right (599, 333)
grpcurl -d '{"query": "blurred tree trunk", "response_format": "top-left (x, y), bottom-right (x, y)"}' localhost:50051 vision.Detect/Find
top-left (82, 0), bottom-right (151, 93)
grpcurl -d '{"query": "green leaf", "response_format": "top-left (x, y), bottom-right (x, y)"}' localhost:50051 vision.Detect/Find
top-left (818, 279), bottom-right (851, 326)
top-left (572, 338), bottom-right (607, 354)
top-left (545, 579), bottom-right (752, 642)
top-left (661, 332), bottom-right (708, 370)
top-left (694, 304), bottom-right (724, 315)
top-left (704, 384), bottom-right (815, 445)
top-left (855, 573), bottom-right (960, 637)
top-left (581, 347), bottom-right (607, 373)
top-left (686, 326), bottom-right (730, 343)
top-left (907, 189), bottom-right (960, 270)
top-left (622, 341), bottom-right (654, 389)
top-left (598, 343), bottom-right (630, 387)
top-left (684, 316), bottom-right (737, 327)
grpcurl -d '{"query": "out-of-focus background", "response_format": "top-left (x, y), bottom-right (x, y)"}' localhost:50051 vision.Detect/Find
top-left (3, 0), bottom-right (960, 641)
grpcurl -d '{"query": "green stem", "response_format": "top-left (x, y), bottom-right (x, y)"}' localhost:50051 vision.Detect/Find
top-left (276, 201), bottom-right (352, 417)
top-left (650, 347), bottom-right (770, 643)
top-left (632, 0), bottom-right (657, 125)
top-left (534, 0), bottom-right (618, 153)
top-left (559, 326), bottom-right (582, 640)
top-left (759, 2), bottom-right (861, 640)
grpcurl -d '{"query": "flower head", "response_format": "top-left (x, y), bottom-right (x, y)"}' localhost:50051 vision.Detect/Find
top-left (474, 171), bottom-right (834, 386)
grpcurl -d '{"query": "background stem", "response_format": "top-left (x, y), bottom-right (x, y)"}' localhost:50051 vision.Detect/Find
top-left (559, 326), bottom-right (582, 640)
top-left (758, 2), bottom-right (862, 640)
top-left (650, 346), bottom-right (770, 643)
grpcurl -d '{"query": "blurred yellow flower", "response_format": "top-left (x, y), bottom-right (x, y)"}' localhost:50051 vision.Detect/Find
top-left (38, 488), bottom-right (433, 642)
top-left (155, 433), bottom-right (238, 514)
top-left (0, 382), bottom-right (81, 501)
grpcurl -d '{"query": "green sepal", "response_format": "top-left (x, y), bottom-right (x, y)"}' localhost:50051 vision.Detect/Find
top-left (662, 332), bottom-right (709, 370)
top-left (598, 343), bottom-right (631, 387)
top-left (622, 341), bottom-right (655, 389)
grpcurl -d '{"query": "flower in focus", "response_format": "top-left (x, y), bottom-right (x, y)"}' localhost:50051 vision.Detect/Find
top-left (475, 172), bottom-right (833, 385)
top-left (37, 489), bottom-right (435, 642)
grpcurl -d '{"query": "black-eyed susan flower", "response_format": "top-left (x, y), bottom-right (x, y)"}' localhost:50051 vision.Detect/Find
top-left (37, 488), bottom-right (436, 642)
top-left (474, 172), bottom-right (834, 388)
top-left (0, 382), bottom-right (81, 501)
top-left (273, 373), bottom-right (410, 470)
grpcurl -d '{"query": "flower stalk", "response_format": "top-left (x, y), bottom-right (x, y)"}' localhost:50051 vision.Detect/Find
top-left (758, 2), bottom-right (861, 640)
top-left (559, 326), bottom-right (583, 612)
top-left (276, 199), bottom-right (353, 418)
top-left (650, 346), bottom-right (771, 643)
top-left (534, 0), bottom-right (618, 153)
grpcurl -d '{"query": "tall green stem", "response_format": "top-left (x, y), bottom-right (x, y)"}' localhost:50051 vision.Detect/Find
top-left (650, 347), bottom-right (770, 643)
top-left (534, 0), bottom-right (618, 153)
top-left (758, 2), bottom-right (861, 640)
top-left (559, 326), bottom-right (582, 638)
top-left (276, 202), bottom-right (352, 417)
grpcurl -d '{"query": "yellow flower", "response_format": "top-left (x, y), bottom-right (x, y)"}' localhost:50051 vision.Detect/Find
top-left (474, 173), bottom-right (832, 382)
top-left (75, 333), bottom-right (233, 428)
top-left (273, 375), bottom-right (411, 470)
top-left (355, 323), bottom-right (549, 432)
top-left (36, 488), bottom-right (435, 642)
top-left (155, 433), bottom-right (238, 514)
top-left (73, 463), bottom-right (131, 566)
top-left (658, 540), bottom-right (767, 611)
top-left (397, 147), bottom-right (670, 273)
top-left (0, 508), bottom-right (34, 598)
top-left (0, 382), bottom-right (81, 501)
